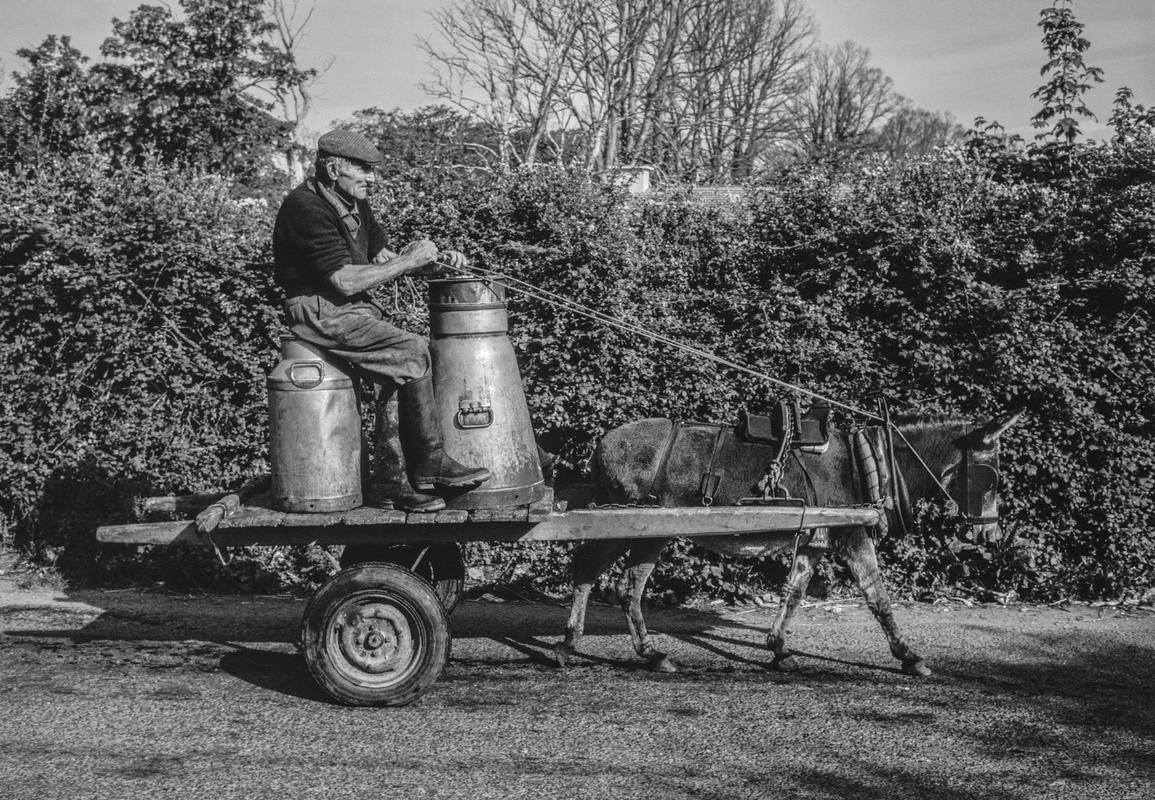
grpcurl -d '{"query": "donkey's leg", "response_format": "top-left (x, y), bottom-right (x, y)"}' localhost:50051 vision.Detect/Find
top-left (766, 545), bottom-right (823, 672)
top-left (554, 540), bottom-right (632, 667)
top-left (843, 529), bottom-right (932, 677)
top-left (616, 538), bottom-right (675, 673)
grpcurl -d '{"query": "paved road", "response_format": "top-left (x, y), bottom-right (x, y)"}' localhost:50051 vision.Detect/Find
top-left (1, 575), bottom-right (1152, 800)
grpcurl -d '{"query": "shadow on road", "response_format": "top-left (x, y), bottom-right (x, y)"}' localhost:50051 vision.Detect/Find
top-left (5, 584), bottom-right (1155, 763)
top-left (216, 647), bottom-right (330, 703)
top-left (450, 598), bottom-right (774, 671)
top-left (5, 578), bottom-right (1154, 800)
top-left (2, 587), bottom-right (301, 643)
top-left (929, 624), bottom-right (1155, 776)
top-left (783, 648), bottom-right (906, 675)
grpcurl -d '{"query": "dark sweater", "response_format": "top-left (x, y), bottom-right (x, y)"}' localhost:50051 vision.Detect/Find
top-left (272, 180), bottom-right (389, 298)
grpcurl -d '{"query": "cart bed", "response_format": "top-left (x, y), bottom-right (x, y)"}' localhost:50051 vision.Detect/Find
top-left (97, 486), bottom-right (882, 548)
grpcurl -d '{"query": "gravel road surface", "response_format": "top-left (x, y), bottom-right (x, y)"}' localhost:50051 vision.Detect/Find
top-left (1, 571), bottom-right (1152, 800)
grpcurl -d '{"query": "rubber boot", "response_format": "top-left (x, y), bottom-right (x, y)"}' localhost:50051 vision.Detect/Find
top-left (367, 393), bottom-right (445, 512)
top-left (399, 375), bottom-right (492, 491)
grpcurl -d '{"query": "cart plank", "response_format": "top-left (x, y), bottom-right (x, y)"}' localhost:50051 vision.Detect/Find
top-left (469, 506), bottom-right (530, 523)
top-left (341, 506), bottom-right (407, 526)
top-left (97, 521), bottom-right (205, 546)
top-left (217, 508), bottom-right (285, 528)
top-left (195, 475), bottom-right (271, 534)
top-left (281, 511), bottom-right (343, 527)
top-left (97, 503), bottom-right (880, 547)
top-left (527, 494), bottom-right (553, 522)
top-left (140, 493), bottom-right (224, 519)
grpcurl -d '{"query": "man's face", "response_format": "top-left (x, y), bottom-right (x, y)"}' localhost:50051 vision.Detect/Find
top-left (331, 158), bottom-right (376, 201)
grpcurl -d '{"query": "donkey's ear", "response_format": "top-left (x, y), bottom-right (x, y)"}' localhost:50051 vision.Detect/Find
top-left (980, 408), bottom-right (1026, 447)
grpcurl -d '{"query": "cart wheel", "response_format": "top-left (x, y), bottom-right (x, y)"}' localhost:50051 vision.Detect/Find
top-left (302, 562), bottom-right (450, 707)
top-left (340, 543), bottom-right (465, 614)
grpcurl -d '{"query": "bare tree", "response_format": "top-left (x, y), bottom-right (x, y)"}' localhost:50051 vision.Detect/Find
top-left (423, 0), bottom-right (815, 180)
top-left (264, 0), bottom-right (323, 183)
top-left (789, 41), bottom-right (899, 158)
top-left (554, 0), bottom-right (686, 171)
top-left (665, 0), bottom-right (813, 181)
top-left (554, 0), bottom-right (812, 178)
top-left (872, 100), bottom-right (966, 160)
top-left (423, 0), bottom-right (585, 168)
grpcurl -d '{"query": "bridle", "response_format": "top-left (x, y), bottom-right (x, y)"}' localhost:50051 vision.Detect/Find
top-left (876, 404), bottom-right (1002, 533)
top-left (945, 432), bottom-right (1001, 526)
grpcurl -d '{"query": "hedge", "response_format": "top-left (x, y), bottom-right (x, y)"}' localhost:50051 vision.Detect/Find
top-left (1, 121), bottom-right (1152, 601)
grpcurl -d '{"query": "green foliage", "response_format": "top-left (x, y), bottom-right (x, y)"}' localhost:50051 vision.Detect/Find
top-left (358, 105), bottom-right (1153, 603)
top-left (93, 0), bottom-right (309, 179)
top-left (0, 36), bottom-right (98, 168)
top-left (1030, 0), bottom-right (1104, 145)
top-left (2, 87), bottom-right (1153, 602)
top-left (0, 0), bottom-right (312, 183)
top-left (0, 154), bottom-right (282, 575)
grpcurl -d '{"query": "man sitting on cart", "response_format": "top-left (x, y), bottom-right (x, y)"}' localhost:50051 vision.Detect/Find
top-left (272, 129), bottom-right (490, 512)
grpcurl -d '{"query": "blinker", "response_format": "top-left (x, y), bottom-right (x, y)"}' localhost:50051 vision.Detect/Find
top-left (962, 463), bottom-right (998, 519)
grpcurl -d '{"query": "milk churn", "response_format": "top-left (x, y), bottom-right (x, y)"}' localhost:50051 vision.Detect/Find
top-left (267, 336), bottom-right (362, 512)
top-left (428, 278), bottom-right (544, 509)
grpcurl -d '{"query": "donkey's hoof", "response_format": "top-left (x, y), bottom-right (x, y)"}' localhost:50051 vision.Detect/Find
top-left (902, 658), bottom-right (932, 678)
top-left (553, 643), bottom-right (573, 669)
top-left (772, 654), bottom-right (800, 672)
top-left (647, 653), bottom-right (678, 673)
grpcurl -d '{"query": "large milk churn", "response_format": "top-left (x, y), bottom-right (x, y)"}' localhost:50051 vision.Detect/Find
top-left (267, 336), bottom-right (362, 512)
top-left (428, 278), bottom-right (544, 509)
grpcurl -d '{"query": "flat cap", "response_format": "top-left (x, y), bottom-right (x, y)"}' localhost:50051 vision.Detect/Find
top-left (316, 129), bottom-right (382, 165)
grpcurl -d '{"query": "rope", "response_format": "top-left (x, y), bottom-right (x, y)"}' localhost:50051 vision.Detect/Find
top-left (888, 426), bottom-right (952, 498)
top-left (435, 261), bottom-right (885, 422)
top-left (430, 261), bottom-right (970, 510)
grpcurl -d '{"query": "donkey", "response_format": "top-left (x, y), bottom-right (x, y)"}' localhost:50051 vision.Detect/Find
top-left (553, 410), bottom-right (1022, 676)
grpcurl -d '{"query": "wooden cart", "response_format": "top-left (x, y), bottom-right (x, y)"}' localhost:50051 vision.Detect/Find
top-left (97, 478), bottom-right (881, 706)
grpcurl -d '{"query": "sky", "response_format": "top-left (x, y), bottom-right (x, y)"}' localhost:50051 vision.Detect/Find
top-left (1, 0), bottom-right (1152, 142)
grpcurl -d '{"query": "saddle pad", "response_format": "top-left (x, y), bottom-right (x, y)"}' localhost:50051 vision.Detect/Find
top-left (651, 424), bottom-right (784, 506)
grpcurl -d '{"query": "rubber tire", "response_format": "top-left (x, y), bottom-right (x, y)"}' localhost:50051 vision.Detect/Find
top-left (340, 543), bottom-right (465, 614)
top-left (302, 562), bottom-right (450, 707)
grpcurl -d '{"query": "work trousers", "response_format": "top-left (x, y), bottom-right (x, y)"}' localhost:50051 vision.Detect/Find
top-left (283, 293), bottom-right (430, 392)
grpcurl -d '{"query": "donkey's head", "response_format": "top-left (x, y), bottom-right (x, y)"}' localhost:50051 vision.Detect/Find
top-left (894, 409), bottom-right (1024, 540)
top-left (941, 410), bottom-right (1023, 540)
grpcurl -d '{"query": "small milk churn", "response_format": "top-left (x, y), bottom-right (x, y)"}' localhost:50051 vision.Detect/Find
top-left (428, 278), bottom-right (544, 509)
top-left (267, 336), bottom-right (362, 512)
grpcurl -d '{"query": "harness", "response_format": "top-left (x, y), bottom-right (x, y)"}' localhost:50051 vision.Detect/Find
top-left (855, 419), bottom-right (1001, 532)
top-left (852, 427), bottom-right (912, 537)
top-left (642, 414), bottom-right (999, 540)
top-left (643, 406), bottom-right (827, 509)
top-left (644, 420), bottom-right (686, 505)
top-left (644, 421), bottom-right (734, 507)
top-left (949, 426), bottom-right (1001, 526)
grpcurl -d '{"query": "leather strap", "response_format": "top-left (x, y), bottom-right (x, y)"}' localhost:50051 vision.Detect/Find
top-left (699, 425), bottom-right (728, 505)
top-left (644, 421), bottom-right (682, 505)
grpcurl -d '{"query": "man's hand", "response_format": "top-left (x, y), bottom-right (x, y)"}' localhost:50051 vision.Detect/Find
top-left (417, 249), bottom-right (467, 278)
top-left (328, 239), bottom-right (439, 296)
top-left (440, 250), bottom-right (468, 271)
top-left (401, 239), bottom-right (439, 272)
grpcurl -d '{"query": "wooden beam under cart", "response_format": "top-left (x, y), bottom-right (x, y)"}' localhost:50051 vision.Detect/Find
top-left (96, 502), bottom-right (882, 548)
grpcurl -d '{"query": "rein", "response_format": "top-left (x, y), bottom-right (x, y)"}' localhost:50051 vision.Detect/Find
top-left (436, 262), bottom-right (885, 422)
top-left (433, 262), bottom-right (995, 525)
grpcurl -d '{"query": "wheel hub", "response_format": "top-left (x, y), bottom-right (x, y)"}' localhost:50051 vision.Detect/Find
top-left (336, 602), bottom-right (414, 674)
